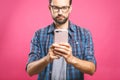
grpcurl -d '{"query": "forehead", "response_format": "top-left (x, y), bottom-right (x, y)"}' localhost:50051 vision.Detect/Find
top-left (51, 0), bottom-right (69, 6)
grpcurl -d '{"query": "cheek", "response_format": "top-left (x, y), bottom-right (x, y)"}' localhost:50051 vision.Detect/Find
top-left (51, 13), bottom-right (58, 18)
top-left (64, 13), bottom-right (69, 18)
top-left (64, 12), bottom-right (70, 17)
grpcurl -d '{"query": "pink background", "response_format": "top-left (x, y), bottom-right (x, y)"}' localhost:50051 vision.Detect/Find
top-left (0, 0), bottom-right (120, 80)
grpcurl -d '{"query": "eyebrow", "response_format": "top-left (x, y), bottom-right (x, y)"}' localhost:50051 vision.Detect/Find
top-left (50, 5), bottom-right (70, 7)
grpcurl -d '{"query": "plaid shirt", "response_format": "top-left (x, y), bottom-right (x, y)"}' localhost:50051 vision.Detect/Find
top-left (27, 21), bottom-right (96, 80)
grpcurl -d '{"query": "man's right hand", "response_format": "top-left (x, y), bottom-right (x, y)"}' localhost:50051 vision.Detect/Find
top-left (46, 44), bottom-right (61, 62)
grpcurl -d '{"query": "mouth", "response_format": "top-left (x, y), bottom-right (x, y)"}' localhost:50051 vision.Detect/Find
top-left (56, 16), bottom-right (64, 20)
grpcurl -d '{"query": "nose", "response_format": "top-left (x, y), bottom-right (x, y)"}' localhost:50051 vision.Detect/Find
top-left (58, 9), bottom-right (62, 14)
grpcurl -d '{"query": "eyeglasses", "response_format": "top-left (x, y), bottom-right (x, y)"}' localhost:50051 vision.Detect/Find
top-left (50, 5), bottom-right (70, 13)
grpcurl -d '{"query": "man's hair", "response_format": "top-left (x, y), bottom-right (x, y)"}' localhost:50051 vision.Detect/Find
top-left (49, 0), bottom-right (72, 5)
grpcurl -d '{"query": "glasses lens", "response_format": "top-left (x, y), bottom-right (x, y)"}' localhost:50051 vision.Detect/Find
top-left (51, 5), bottom-right (70, 13)
top-left (61, 6), bottom-right (69, 12)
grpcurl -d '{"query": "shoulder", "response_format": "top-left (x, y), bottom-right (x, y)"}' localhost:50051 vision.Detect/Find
top-left (71, 23), bottom-right (93, 40)
top-left (31, 24), bottom-right (52, 41)
top-left (35, 25), bottom-right (51, 34)
top-left (72, 23), bottom-right (91, 34)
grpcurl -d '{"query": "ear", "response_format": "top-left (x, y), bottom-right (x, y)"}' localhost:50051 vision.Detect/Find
top-left (69, 5), bottom-right (72, 13)
top-left (48, 5), bottom-right (51, 10)
top-left (48, 5), bottom-right (52, 13)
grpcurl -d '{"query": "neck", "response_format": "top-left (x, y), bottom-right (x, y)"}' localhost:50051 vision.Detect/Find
top-left (54, 20), bottom-right (69, 29)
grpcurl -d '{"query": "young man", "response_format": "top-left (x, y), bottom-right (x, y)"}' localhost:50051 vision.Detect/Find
top-left (26, 0), bottom-right (96, 80)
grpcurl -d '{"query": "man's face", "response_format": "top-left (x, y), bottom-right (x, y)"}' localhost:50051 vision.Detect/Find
top-left (49, 0), bottom-right (72, 25)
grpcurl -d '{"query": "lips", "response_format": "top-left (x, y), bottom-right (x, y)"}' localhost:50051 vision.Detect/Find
top-left (57, 16), bottom-right (64, 19)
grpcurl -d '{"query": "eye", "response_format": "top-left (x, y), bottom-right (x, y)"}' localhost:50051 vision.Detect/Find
top-left (52, 6), bottom-right (58, 10)
top-left (62, 7), bottom-right (68, 10)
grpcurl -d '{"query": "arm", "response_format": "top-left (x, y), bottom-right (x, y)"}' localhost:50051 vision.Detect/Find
top-left (27, 47), bottom-right (60, 76)
top-left (27, 55), bottom-right (49, 76)
top-left (67, 55), bottom-right (95, 75)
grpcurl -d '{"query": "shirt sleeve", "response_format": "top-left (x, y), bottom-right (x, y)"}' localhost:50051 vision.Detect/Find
top-left (83, 29), bottom-right (97, 66)
top-left (26, 31), bottom-right (41, 66)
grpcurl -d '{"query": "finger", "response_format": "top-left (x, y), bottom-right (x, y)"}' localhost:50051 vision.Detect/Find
top-left (53, 50), bottom-right (68, 59)
top-left (53, 50), bottom-right (64, 56)
top-left (56, 55), bottom-right (61, 58)
top-left (59, 43), bottom-right (71, 48)
top-left (52, 43), bottom-right (71, 50)
top-left (51, 55), bottom-right (60, 59)
top-left (52, 43), bottom-right (59, 47)
top-left (54, 48), bottom-right (70, 55)
top-left (49, 43), bottom-right (59, 49)
top-left (56, 46), bottom-right (69, 52)
top-left (54, 45), bottom-right (72, 53)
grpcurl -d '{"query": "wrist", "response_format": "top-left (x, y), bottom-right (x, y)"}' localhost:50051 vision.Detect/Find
top-left (45, 55), bottom-right (51, 63)
top-left (67, 56), bottom-right (74, 64)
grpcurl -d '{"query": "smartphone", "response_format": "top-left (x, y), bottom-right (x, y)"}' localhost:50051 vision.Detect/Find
top-left (54, 29), bottom-right (68, 43)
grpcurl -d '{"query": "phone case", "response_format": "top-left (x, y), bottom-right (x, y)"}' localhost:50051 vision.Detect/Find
top-left (54, 29), bottom-right (68, 43)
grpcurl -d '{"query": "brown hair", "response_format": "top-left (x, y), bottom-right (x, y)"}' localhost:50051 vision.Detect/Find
top-left (49, 0), bottom-right (72, 5)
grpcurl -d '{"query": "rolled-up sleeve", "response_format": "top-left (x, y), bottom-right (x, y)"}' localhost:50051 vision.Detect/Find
top-left (26, 31), bottom-right (41, 69)
top-left (84, 29), bottom-right (97, 66)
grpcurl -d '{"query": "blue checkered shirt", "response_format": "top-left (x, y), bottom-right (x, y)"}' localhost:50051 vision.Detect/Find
top-left (27, 21), bottom-right (96, 80)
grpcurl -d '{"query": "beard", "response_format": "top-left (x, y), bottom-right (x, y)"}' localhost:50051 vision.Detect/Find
top-left (53, 14), bottom-right (68, 25)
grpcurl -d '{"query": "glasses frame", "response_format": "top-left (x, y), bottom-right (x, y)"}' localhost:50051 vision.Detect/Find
top-left (50, 5), bottom-right (70, 13)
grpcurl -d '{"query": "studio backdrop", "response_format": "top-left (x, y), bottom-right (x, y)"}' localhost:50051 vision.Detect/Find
top-left (0, 0), bottom-right (120, 80)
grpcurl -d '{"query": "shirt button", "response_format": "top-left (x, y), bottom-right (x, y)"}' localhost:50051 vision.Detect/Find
top-left (76, 41), bottom-right (79, 44)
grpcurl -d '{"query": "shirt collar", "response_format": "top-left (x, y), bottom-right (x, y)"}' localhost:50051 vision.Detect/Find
top-left (48, 22), bottom-right (55, 34)
top-left (68, 21), bottom-right (75, 32)
top-left (47, 21), bottom-right (76, 34)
